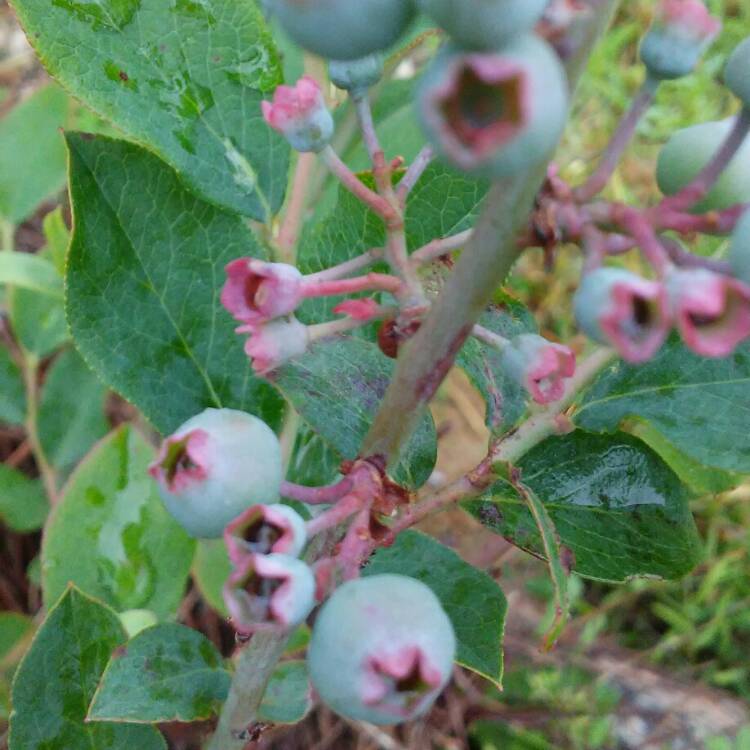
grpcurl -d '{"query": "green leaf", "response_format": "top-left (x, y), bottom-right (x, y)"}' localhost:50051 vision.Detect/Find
top-left (469, 720), bottom-right (553, 750)
top-left (8, 246), bottom-right (69, 358)
top-left (0, 345), bottom-right (25, 426)
top-left (12, 0), bottom-right (289, 220)
top-left (65, 134), bottom-right (284, 434)
top-left (513, 480), bottom-right (569, 649)
top-left (466, 431), bottom-right (703, 582)
top-left (8, 586), bottom-right (166, 750)
top-left (0, 84), bottom-right (69, 223)
top-left (285, 421), bottom-right (342, 489)
top-left (38, 348), bottom-right (109, 473)
top-left (365, 530), bottom-right (507, 686)
top-left (625, 417), bottom-right (742, 494)
top-left (88, 623), bottom-right (229, 723)
top-left (272, 335), bottom-right (437, 489)
top-left (42, 207), bottom-right (70, 274)
top-left (575, 338), bottom-right (750, 474)
top-left (457, 299), bottom-right (538, 434)
top-left (257, 660), bottom-right (312, 725)
top-left (402, 163), bottom-right (488, 250)
top-left (42, 426), bottom-right (196, 619)
top-left (0, 464), bottom-right (48, 532)
top-left (8, 286), bottom-right (69, 359)
top-left (0, 252), bottom-right (62, 297)
top-left (192, 540), bottom-right (231, 617)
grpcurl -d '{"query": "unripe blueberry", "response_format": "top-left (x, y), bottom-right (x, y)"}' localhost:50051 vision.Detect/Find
top-left (225, 504), bottom-right (308, 564)
top-left (574, 268), bottom-right (671, 363)
top-left (417, 35), bottom-right (569, 178)
top-left (224, 553), bottom-right (315, 634)
top-left (418, 0), bottom-right (550, 52)
top-left (500, 334), bottom-right (576, 405)
top-left (329, 54), bottom-right (384, 94)
top-left (308, 574), bottom-right (456, 725)
top-left (656, 118), bottom-right (750, 212)
top-left (269, 0), bottom-right (416, 61)
top-left (240, 316), bottom-right (309, 375)
top-left (730, 208), bottom-right (750, 286)
top-left (640, 0), bottom-right (720, 80)
top-left (222, 258), bottom-right (304, 324)
top-left (666, 266), bottom-right (750, 357)
top-left (725, 37), bottom-right (750, 110)
top-left (148, 408), bottom-right (282, 538)
top-left (262, 76), bottom-right (333, 153)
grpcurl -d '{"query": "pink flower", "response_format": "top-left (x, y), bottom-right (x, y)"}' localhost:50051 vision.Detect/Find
top-left (261, 76), bottom-right (334, 153)
top-left (222, 258), bottom-right (304, 323)
top-left (501, 334), bottom-right (576, 405)
top-left (223, 552), bottom-right (315, 634)
top-left (241, 317), bottom-right (309, 375)
top-left (667, 268), bottom-right (750, 357)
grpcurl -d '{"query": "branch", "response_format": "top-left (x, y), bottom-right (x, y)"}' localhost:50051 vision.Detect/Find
top-left (385, 347), bottom-right (617, 535)
top-left (360, 0), bottom-right (622, 467)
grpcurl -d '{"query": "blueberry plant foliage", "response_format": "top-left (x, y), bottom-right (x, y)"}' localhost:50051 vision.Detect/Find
top-left (2, 0), bottom-right (750, 747)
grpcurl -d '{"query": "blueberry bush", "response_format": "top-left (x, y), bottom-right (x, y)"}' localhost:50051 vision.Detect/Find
top-left (2, 0), bottom-right (750, 747)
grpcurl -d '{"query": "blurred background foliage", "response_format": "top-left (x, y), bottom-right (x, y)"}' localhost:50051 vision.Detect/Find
top-left (1, 0), bottom-right (750, 747)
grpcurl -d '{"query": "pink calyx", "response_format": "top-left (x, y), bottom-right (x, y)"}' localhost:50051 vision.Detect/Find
top-left (361, 646), bottom-right (443, 716)
top-left (429, 54), bottom-right (531, 169)
top-left (261, 75), bottom-right (325, 132)
top-left (657, 0), bottom-right (721, 41)
top-left (525, 343), bottom-right (577, 404)
top-left (670, 269), bottom-right (750, 357)
top-left (600, 278), bottom-right (670, 363)
top-left (148, 429), bottom-right (209, 493)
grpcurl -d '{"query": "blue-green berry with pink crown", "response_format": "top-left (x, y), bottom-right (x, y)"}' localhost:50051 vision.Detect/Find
top-left (308, 574), bottom-right (456, 725)
top-left (416, 34), bottom-right (569, 179)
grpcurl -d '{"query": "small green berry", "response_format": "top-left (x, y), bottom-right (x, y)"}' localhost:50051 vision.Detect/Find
top-left (149, 408), bottom-right (282, 539)
top-left (656, 118), bottom-right (750, 212)
top-left (725, 37), bottom-right (750, 110)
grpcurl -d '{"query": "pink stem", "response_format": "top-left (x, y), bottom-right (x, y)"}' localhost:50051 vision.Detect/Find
top-left (397, 144), bottom-right (435, 203)
top-left (305, 248), bottom-right (383, 282)
top-left (657, 203), bottom-right (748, 235)
top-left (353, 94), bottom-right (382, 166)
top-left (306, 493), bottom-right (364, 537)
top-left (337, 506), bottom-right (373, 580)
top-left (575, 77), bottom-right (659, 202)
top-left (281, 478), bottom-right (354, 505)
top-left (609, 204), bottom-right (670, 274)
top-left (307, 308), bottom-right (393, 340)
top-left (301, 272), bottom-right (403, 298)
top-left (471, 324), bottom-right (510, 351)
top-left (277, 152), bottom-right (315, 261)
top-left (321, 146), bottom-right (396, 221)
top-left (410, 229), bottom-right (473, 265)
top-left (659, 236), bottom-right (732, 274)
top-left (658, 109), bottom-right (750, 213)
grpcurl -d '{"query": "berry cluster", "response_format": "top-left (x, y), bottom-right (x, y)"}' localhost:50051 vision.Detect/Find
top-left (150, 408), bottom-right (456, 724)
top-left (148, 0), bottom-right (750, 730)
